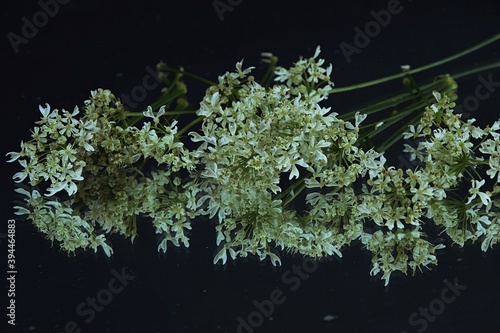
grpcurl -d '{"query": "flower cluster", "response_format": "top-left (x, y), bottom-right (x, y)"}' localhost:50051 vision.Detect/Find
top-left (8, 89), bottom-right (199, 256)
top-left (188, 50), bottom-right (499, 284)
top-left (7, 47), bottom-right (500, 285)
top-left (401, 92), bottom-right (500, 251)
top-left (190, 49), bottom-right (339, 265)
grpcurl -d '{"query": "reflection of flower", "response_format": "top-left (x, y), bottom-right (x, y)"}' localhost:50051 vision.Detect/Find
top-left (7, 44), bottom-right (500, 285)
top-left (8, 89), bottom-right (199, 258)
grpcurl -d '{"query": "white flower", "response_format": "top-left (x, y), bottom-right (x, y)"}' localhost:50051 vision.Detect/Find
top-left (143, 105), bottom-right (166, 125)
top-left (433, 128), bottom-right (446, 140)
top-left (60, 144), bottom-right (78, 164)
top-left (288, 158), bottom-right (308, 180)
top-left (90, 234), bottom-right (113, 257)
top-left (12, 160), bottom-right (29, 183)
top-left (490, 120), bottom-right (500, 135)
top-left (313, 45), bottom-right (321, 58)
top-left (432, 91), bottom-right (442, 102)
top-left (213, 244), bottom-right (237, 265)
top-left (211, 91), bottom-right (220, 107)
top-left (411, 180), bottom-right (434, 203)
top-left (487, 157), bottom-right (500, 182)
top-left (39, 103), bottom-right (51, 118)
top-left (235, 60), bottom-right (254, 78)
top-left (157, 105), bottom-right (166, 118)
top-left (202, 162), bottom-right (220, 179)
top-left (466, 179), bottom-right (491, 206)
top-left (6, 149), bottom-right (23, 163)
top-left (354, 112), bottom-right (367, 128)
top-left (143, 106), bottom-right (155, 118)
top-left (268, 252), bottom-right (282, 266)
top-left (46, 181), bottom-right (66, 196)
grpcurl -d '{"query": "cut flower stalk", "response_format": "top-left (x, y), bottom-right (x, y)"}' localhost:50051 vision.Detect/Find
top-left (7, 33), bottom-right (500, 285)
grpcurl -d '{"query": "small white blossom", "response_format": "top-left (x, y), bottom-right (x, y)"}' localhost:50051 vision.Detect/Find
top-left (467, 179), bottom-right (491, 207)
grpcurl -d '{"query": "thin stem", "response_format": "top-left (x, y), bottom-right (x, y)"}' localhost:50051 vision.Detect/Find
top-left (260, 56), bottom-right (279, 88)
top-left (451, 60), bottom-right (500, 80)
top-left (124, 110), bottom-right (197, 117)
top-left (403, 71), bottom-right (431, 106)
top-left (358, 102), bottom-right (423, 142)
top-left (330, 33), bottom-right (500, 93)
top-left (149, 88), bottom-right (187, 111)
top-left (128, 116), bottom-right (144, 127)
top-left (377, 108), bottom-right (424, 153)
top-left (338, 75), bottom-right (455, 120)
top-left (161, 65), bottom-right (217, 86)
top-left (176, 116), bottom-right (203, 137)
top-left (357, 77), bottom-right (458, 152)
top-left (281, 179), bottom-right (307, 208)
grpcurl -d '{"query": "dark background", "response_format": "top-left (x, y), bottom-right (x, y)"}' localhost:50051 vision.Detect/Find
top-left (1, 1), bottom-right (500, 332)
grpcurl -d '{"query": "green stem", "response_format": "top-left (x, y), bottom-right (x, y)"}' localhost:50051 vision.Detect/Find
top-left (376, 106), bottom-right (425, 153)
top-left (125, 110), bottom-right (197, 117)
top-left (451, 60), bottom-right (500, 80)
top-left (281, 179), bottom-right (307, 208)
top-left (330, 33), bottom-right (500, 93)
top-left (338, 75), bottom-right (455, 120)
top-left (260, 55), bottom-right (279, 88)
top-left (128, 116), bottom-right (144, 127)
top-left (176, 116), bottom-right (203, 137)
top-left (161, 65), bottom-right (217, 86)
top-left (276, 176), bottom-right (305, 201)
top-left (361, 76), bottom-right (457, 153)
top-left (403, 71), bottom-right (430, 106)
top-left (356, 75), bottom-right (458, 152)
top-left (149, 89), bottom-right (187, 111)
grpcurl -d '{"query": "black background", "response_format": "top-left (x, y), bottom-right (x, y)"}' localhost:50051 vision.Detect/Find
top-left (1, 1), bottom-right (500, 332)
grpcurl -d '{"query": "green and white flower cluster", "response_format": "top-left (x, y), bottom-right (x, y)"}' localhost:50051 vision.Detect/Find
top-left (8, 89), bottom-right (199, 256)
top-left (401, 91), bottom-right (500, 252)
top-left (190, 49), bottom-right (341, 265)
top-left (7, 47), bottom-right (500, 285)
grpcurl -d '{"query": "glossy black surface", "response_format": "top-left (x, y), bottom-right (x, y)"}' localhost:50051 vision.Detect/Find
top-left (1, 1), bottom-right (499, 332)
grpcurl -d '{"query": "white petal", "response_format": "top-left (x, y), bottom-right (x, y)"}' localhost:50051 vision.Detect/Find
top-left (313, 45), bottom-right (321, 58)
top-left (143, 106), bottom-right (154, 118)
top-left (211, 92), bottom-right (220, 107)
top-left (39, 103), bottom-right (51, 117)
